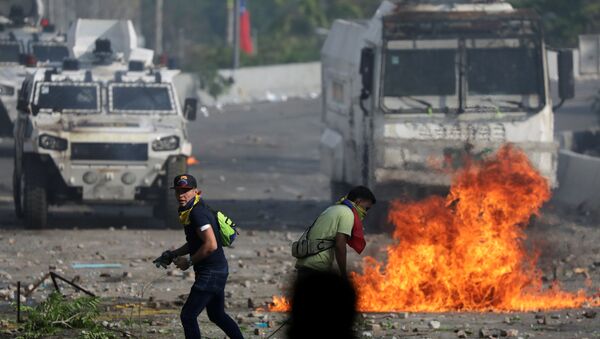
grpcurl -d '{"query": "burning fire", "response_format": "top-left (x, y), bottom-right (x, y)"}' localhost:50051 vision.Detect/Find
top-left (187, 156), bottom-right (199, 166)
top-left (270, 145), bottom-right (596, 312)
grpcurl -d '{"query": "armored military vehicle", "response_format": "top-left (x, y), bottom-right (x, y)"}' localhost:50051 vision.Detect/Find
top-left (13, 19), bottom-right (197, 228)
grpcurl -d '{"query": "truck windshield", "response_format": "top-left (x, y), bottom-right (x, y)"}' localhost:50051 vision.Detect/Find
top-left (382, 48), bottom-right (457, 112)
top-left (109, 85), bottom-right (175, 114)
top-left (467, 48), bottom-right (538, 95)
top-left (0, 42), bottom-right (21, 63)
top-left (384, 49), bottom-right (456, 96)
top-left (32, 44), bottom-right (69, 63)
top-left (36, 83), bottom-right (99, 112)
top-left (466, 45), bottom-right (541, 111)
top-left (382, 40), bottom-right (542, 113)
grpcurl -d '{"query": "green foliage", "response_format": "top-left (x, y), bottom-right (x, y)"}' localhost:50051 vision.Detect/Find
top-left (509, 0), bottom-right (600, 47)
top-left (14, 292), bottom-right (115, 339)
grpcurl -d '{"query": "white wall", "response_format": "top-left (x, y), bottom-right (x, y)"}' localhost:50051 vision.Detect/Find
top-left (198, 62), bottom-right (321, 106)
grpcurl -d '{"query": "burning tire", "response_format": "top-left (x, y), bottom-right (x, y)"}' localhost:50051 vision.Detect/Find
top-left (23, 158), bottom-right (48, 229)
top-left (163, 156), bottom-right (187, 228)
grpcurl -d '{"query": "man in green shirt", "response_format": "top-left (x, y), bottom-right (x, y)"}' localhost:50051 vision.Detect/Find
top-left (295, 186), bottom-right (376, 276)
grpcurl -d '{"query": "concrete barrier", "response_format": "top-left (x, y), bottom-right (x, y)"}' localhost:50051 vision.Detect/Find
top-left (197, 62), bottom-right (321, 106)
top-left (553, 130), bottom-right (600, 213)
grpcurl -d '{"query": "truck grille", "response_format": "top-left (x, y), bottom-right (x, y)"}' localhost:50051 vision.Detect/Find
top-left (71, 143), bottom-right (148, 161)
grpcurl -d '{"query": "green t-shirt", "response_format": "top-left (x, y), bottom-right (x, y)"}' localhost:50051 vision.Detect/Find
top-left (295, 204), bottom-right (354, 271)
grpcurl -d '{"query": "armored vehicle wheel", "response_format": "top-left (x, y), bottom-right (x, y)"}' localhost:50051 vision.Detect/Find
top-left (163, 156), bottom-right (187, 228)
top-left (23, 159), bottom-right (47, 229)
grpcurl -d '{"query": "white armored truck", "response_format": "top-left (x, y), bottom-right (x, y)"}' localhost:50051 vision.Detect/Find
top-left (13, 20), bottom-right (197, 228)
top-left (320, 0), bottom-right (575, 226)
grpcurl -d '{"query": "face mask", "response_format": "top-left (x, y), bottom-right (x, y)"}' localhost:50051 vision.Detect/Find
top-left (179, 194), bottom-right (201, 226)
top-left (351, 201), bottom-right (367, 220)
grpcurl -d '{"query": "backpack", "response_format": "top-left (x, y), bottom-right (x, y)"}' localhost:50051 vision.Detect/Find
top-left (207, 206), bottom-right (239, 247)
top-left (291, 217), bottom-right (334, 258)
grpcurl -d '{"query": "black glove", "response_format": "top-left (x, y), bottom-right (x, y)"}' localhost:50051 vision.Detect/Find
top-left (153, 250), bottom-right (175, 269)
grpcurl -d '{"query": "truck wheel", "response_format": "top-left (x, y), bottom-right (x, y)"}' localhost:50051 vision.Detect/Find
top-left (163, 156), bottom-right (187, 228)
top-left (23, 159), bottom-right (47, 229)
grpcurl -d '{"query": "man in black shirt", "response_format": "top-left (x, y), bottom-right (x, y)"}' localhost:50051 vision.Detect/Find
top-left (159, 174), bottom-right (243, 339)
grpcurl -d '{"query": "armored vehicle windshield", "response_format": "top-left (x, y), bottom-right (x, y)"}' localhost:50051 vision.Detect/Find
top-left (35, 82), bottom-right (100, 113)
top-left (109, 83), bottom-right (175, 114)
top-left (31, 43), bottom-right (70, 63)
top-left (0, 41), bottom-right (21, 63)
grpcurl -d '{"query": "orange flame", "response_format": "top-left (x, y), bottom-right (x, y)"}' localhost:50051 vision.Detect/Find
top-left (269, 145), bottom-right (597, 312)
top-left (187, 156), bottom-right (199, 166)
top-left (269, 295), bottom-right (291, 312)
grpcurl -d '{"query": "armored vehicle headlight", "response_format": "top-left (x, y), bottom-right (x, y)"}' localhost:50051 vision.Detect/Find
top-left (152, 135), bottom-right (180, 151)
top-left (121, 172), bottom-right (136, 185)
top-left (38, 134), bottom-right (68, 151)
top-left (83, 171), bottom-right (98, 184)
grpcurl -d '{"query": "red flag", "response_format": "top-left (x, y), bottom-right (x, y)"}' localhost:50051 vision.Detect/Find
top-left (239, 0), bottom-right (253, 54)
top-left (347, 206), bottom-right (366, 254)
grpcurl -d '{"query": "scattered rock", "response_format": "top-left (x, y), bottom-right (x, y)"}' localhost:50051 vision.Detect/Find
top-left (167, 270), bottom-right (182, 277)
top-left (429, 320), bottom-right (441, 329)
top-left (479, 328), bottom-right (491, 338)
top-left (253, 328), bottom-right (261, 335)
top-left (583, 310), bottom-right (597, 319)
top-left (100, 272), bottom-right (111, 278)
top-left (361, 331), bottom-right (373, 338)
top-left (457, 330), bottom-right (467, 338)
top-left (147, 301), bottom-right (161, 309)
top-left (77, 243), bottom-right (85, 249)
top-left (122, 272), bottom-right (132, 279)
top-left (500, 329), bottom-right (519, 337)
top-left (183, 271), bottom-right (194, 280)
top-left (235, 314), bottom-right (245, 324)
top-left (0, 271), bottom-right (12, 281)
top-left (397, 312), bottom-right (409, 319)
top-left (247, 298), bottom-right (255, 309)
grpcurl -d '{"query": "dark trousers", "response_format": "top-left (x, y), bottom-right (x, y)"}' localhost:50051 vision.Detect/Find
top-left (180, 269), bottom-right (243, 339)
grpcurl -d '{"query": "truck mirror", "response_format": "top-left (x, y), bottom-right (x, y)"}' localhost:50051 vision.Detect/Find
top-left (359, 47), bottom-right (374, 99)
top-left (184, 98), bottom-right (197, 121)
top-left (558, 49), bottom-right (575, 100)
